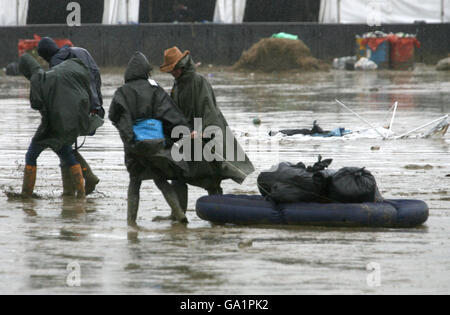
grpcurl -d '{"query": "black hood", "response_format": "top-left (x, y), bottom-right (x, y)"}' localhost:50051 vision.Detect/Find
top-left (19, 53), bottom-right (42, 80)
top-left (37, 37), bottom-right (60, 62)
top-left (124, 51), bottom-right (152, 83)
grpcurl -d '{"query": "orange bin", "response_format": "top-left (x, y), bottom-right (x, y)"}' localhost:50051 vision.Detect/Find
top-left (388, 35), bottom-right (421, 70)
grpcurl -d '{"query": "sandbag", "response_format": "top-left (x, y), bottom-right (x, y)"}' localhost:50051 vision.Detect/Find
top-left (328, 167), bottom-right (377, 203)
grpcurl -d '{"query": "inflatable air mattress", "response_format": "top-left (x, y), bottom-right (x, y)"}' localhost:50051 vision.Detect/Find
top-left (196, 195), bottom-right (429, 228)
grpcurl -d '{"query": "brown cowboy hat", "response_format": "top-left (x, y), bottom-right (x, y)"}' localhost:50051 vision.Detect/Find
top-left (160, 47), bottom-right (190, 73)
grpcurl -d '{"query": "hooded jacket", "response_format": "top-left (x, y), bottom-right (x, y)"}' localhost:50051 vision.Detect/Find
top-left (37, 37), bottom-right (103, 113)
top-left (170, 55), bottom-right (255, 184)
top-left (19, 53), bottom-right (92, 151)
top-left (109, 52), bottom-right (189, 180)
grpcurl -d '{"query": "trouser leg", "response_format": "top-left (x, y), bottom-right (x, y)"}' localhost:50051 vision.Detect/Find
top-left (153, 179), bottom-right (188, 223)
top-left (25, 141), bottom-right (46, 167)
top-left (128, 177), bottom-right (142, 224)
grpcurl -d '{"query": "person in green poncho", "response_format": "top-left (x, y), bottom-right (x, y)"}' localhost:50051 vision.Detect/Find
top-left (160, 47), bottom-right (255, 215)
top-left (109, 52), bottom-right (194, 225)
top-left (18, 53), bottom-right (93, 199)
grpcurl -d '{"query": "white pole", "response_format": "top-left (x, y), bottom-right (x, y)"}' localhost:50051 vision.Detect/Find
top-left (386, 101), bottom-right (398, 139)
top-left (232, 0), bottom-right (236, 24)
top-left (337, 0), bottom-right (341, 23)
top-left (395, 115), bottom-right (449, 139)
top-left (126, 0), bottom-right (129, 24)
top-left (335, 99), bottom-right (386, 138)
top-left (16, 0), bottom-right (19, 26)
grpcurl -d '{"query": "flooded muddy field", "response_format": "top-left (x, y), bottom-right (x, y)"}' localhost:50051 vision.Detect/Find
top-left (0, 65), bottom-right (449, 294)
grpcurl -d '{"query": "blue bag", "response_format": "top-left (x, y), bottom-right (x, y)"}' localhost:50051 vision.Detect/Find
top-left (133, 119), bottom-right (165, 142)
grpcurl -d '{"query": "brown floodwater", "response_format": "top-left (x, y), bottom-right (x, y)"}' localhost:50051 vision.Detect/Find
top-left (0, 65), bottom-right (449, 294)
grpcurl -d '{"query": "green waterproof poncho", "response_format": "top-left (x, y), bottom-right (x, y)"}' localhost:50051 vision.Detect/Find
top-left (19, 53), bottom-right (92, 152)
top-left (170, 55), bottom-right (255, 185)
top-left (109, 52), bottom-right (190, 180)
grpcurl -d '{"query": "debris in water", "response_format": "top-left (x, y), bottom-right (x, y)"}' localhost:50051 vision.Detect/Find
top-left (253, 118), bottom-right (262, 126)
top-left (232, 38), bottom-right (329, 72)
top-left (238, 240), bottom-right (253, 249)
top-left (124, 263), bottom-right (141, 271)
top-left (404, 164), bottom-right (434, 170)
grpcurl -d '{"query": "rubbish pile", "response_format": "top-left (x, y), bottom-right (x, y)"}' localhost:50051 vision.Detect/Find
top-left (233, 35), bottom-right (329, 72)
top-left (334, 31), bottom-right (421, 71)
top-left (257, 156), bottom-right (383, 204)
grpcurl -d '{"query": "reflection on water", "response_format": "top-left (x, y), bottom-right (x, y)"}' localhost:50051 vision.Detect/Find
top-left (0, 66), bottom-right (449, 294)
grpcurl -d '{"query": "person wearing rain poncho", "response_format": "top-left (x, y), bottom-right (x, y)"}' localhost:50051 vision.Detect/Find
top-left (109, 52), bottom-right (194, 224)
top-left (18, 53), bottom-right (93, 199)
top-left (160, 47), bottom-right (255, 215)
top-left (37, 37), bottom-right (103, 196)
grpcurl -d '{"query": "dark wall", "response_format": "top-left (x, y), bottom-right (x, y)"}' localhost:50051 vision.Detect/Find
top-left (1, 23), bottom-right (449, 68)
top-left (27, 0), bottom-right (104, 24)
top-left (147, 0), bottom-right (216, 23)
top-left (244, 0), bottom-right (320, 22)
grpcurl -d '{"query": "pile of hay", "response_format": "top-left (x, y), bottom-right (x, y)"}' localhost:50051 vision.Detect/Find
top-left (232, 38), bottom-right (329, 72)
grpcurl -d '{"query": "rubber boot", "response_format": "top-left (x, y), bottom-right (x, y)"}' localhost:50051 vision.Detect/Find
top-left (172, 181), bottom-right (188, 213)
top-left (61, 166), bottom-right (76, 197)
top-left (73, 150), bottom-right (99, 196)
top-left (127, 177), bottom-right (141, 225)
top-left (21, 165), bottom-right (37, 198)
top-left (70, 164), bottom-right (86, 199)
top-left (153, 180), bottom-right (188, 224)
top-left (207, 184), bottom-right (223, 196)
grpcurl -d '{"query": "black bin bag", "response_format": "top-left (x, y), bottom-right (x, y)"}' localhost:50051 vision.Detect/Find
top-left (328, 167), bottom-right (377, 203)
top-left (257, 157), bottom-right (332, 204)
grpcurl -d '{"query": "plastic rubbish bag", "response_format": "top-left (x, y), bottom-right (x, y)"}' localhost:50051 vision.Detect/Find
top-left (436, 57), bottom-right (450, 71)
top-left (328, 167), bottom-right (377, 203)
top-left (355, 57), bottom-right (378, 71)
top-left (333, 56), bottom-right (357, 70)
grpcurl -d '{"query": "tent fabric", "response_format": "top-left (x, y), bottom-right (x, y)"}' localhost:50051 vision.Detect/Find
top-left (319, 0), bottom-right (450, 24)
top-left (102, 0), bottom-right (140, 24)
top-left (214, 0), bottom-right (247, 23)
top-left (0, 0), bottom-right (29, 26)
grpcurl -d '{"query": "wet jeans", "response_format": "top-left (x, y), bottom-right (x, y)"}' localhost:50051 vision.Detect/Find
top-left (25, 142), bottom-right (78, 167)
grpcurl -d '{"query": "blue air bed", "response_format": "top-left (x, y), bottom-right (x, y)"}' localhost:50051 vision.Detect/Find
top-left (196, 195), bottom-right (429, 228)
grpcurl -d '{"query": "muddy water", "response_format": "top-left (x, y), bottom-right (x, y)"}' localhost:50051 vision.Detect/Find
top-left (0, 66), bottom-right (449, 294)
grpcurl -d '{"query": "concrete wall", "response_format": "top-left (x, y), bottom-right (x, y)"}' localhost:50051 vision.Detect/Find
top-left (1, 23), bottom-right (449, 68)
